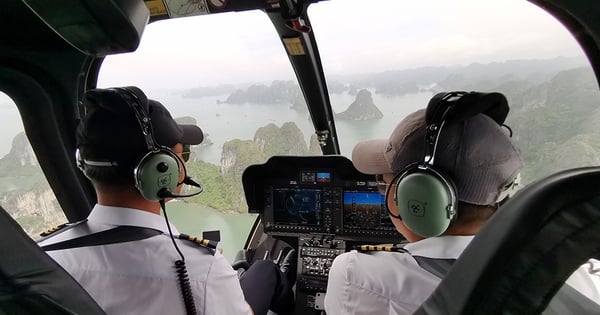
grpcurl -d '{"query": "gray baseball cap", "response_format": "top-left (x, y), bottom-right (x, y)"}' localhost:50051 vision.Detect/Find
top-left (352, 107), bottom-right (523, 206)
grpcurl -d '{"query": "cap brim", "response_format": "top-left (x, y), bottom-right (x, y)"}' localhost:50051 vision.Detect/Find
top-left (179, 124), bottom-right (204, 145)
top-left (351, 139), bottom-right (393, 174)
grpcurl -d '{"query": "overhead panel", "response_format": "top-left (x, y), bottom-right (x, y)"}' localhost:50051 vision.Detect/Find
top-left (21, 0), bottom-right (149, 56)
top-left (144, 0), bottom-right (275, 20)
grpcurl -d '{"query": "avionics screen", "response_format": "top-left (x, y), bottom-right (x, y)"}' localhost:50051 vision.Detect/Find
top-left (300, 170), bottom-right (331, 184)
top-left (272, 188), bottom-right (322, 226)
top-left (342, 191), bottom-right (392, 229)
top-left (316, 172), bottom-right (331, 183)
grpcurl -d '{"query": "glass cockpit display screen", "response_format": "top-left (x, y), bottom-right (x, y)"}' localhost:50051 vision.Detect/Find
top-left (300, 170), bottom-right (331, 184)
top-left (273, 188), bottom-right (322, 226)
top-left (342, 191), bottom-right (392, 229)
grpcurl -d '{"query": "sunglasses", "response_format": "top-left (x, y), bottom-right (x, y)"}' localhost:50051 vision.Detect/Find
top-left (182, 144), bottom-right (191, 162)
top-left (375, 174), bottom-right (389, 196)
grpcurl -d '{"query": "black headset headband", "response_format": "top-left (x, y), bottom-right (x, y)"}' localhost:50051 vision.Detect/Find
top-left (425, 91), bottom-right (509, 126)
top-left (110, 87), bottom-right (159, 153)
top-left (423, 91), bottom-right (509, 165)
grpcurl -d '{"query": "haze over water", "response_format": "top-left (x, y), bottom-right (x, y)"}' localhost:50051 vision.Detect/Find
top-left (157, 91), bottom-right (432, 165)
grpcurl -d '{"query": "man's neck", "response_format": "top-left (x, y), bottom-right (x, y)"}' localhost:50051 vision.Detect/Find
top-left (444, 223), bottom-right (481, 236)
top-left (96, 186), bottom-right (161, 215)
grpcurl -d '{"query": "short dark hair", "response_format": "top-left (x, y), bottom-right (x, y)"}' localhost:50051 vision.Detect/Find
top-left (453, 201), bottom-right (497, 227)
top-left (76, 106), bottom-right (148, 187)
top-left (82, 163), bottom-right (134, 187)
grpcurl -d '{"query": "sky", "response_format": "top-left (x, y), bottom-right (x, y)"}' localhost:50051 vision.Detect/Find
top-left (1, 0), bottom-right (588, 156)
top-left (96, 0), bottom-right (585, 91)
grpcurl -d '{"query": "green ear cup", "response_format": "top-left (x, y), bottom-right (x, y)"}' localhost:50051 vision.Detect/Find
top-left (395, 170), bottom-right (456, 237)
top-left (134, 150), bottom-right (180, 201)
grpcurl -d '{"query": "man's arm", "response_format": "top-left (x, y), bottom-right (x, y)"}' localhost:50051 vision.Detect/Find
top-left (324, 253), bottom-right (352, 315)
top-left (204, 251), bottom-right (253, 315)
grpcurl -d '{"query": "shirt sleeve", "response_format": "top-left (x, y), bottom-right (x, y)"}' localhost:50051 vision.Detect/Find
top-left (566, 259), bottom-right (600, 303)
top-left (204, 251), bottom-right (253, 315)
top-left (325, 251), bottom-right (419, 315)
top-left (324, 252), bottom-right (352, 315)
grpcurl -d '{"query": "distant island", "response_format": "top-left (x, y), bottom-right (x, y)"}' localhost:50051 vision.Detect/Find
top-left (335, 89), bottom-right (383, 120)
top-left (179, 56), bottom-right (588, 104)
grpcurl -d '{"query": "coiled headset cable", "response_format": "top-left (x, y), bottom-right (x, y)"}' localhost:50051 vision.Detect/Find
top-left (160, 199), bottom-right (197, 315)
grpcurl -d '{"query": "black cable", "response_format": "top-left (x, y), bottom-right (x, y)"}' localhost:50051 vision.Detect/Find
top-left (161, 199), bottom-right (185, 261)
top-left (502, 123), bottom-right (513, 137)
top-left (160, 199), bottom-right (197, 315)
top-left (175, 260), bottom-right (196, 315)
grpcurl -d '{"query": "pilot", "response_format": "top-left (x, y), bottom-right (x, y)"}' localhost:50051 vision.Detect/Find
top-left (324, 91), bottom-right (524, 314)
top-left (42, 86), bottom-right (294, 315)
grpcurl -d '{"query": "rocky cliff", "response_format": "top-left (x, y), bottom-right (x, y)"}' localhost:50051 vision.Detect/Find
top-left (503, 66), bottom-right (600, 182)
top-left (221, 121), bottom-right (315, 176)
top-left (335, 89), bottom-right (383, 120)
top-left (1, 187), bottom-right (64, 235)
top-left (206, 122), bottom-right (322, 210)
top-left (0, 131), bottom-right (64, 236)
top-left (1, 132), bottom-right (37, 170)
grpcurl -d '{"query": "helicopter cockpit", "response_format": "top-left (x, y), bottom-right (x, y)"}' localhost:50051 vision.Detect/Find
top-left (1, 0), bottom-right (600, 314)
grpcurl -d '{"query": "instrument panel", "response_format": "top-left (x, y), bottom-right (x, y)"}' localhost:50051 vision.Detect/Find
top-left (243, 156), bottom-right (405, 314)
top-left (244, 155), bottom-right (401, 242)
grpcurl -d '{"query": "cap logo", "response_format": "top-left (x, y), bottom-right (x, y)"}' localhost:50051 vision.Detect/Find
top-left (407, 200), bottom-right (426, 217)
top-left (385, 143), bottom-right (393, 153)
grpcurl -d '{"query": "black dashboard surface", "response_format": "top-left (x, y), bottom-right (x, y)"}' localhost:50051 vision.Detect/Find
top-left (243, 155), bottom-right (403, 243)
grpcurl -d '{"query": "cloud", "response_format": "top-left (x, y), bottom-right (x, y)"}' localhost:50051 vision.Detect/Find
top-left (98, 0), bottom-right (585, 89)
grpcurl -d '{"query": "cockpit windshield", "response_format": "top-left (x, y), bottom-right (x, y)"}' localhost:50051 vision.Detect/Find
top-left (96, 0), bottom-right (598, 259)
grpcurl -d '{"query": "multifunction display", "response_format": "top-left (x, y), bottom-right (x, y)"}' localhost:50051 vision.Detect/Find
top-left (273, 188), bottom-right (322, 226)
top-left (342, 191), bottom-right (392, 231)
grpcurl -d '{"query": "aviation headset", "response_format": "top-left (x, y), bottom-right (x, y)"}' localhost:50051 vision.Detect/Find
top-left (388, 91), bottom-right (510, 237)
top-left (76, 87), bottom-right (182, 201)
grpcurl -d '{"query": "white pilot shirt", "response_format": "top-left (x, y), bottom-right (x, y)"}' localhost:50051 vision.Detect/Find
top-left (44, 205), bottom-right (252, 315)
top-left (324, 236), bottom-right (473, 315)
top-left (325, 236), bottom-right (600, 315)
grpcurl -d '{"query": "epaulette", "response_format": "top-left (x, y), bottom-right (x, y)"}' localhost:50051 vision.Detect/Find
top-left (178, 233), bottom-right (219, 254)
top-left (39, 219), bottom-right (87, 238)
top-left (40, 223), bottom-right (69, 237)
top-left (353, 244), bottom-right (409, 253)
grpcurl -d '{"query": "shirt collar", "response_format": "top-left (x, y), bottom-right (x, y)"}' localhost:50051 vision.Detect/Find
top-left (87, 204), bottom-right (180, 235)
top-left (404, 235), bottom-right (474, 259)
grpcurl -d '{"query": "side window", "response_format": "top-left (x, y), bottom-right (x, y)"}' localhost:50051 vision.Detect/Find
top-left (0, 91), bottom-right (66, 237)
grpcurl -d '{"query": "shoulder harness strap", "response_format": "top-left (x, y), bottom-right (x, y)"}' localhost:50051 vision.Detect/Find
top-left (40, 221), bottom-right (220, 254)
top-left (40, 224), bottom-right (163, 251)
top-left (411, 255), bottom-right (456, 279)
top-left (354, 243), bottom-right (456, 278)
